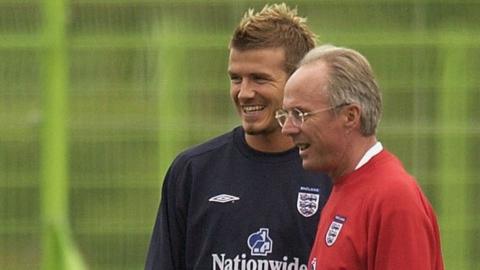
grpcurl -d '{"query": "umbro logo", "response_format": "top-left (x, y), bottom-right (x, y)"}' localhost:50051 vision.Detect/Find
top-left (209, 194), bottom-right (240, 203)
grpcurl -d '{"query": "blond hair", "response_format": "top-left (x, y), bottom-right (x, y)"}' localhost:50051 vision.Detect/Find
top-left (230, 3), bottom-right (317, 74)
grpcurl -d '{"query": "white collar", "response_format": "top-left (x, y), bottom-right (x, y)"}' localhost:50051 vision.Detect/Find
top-left (354, 141), bottom-right (383, 170)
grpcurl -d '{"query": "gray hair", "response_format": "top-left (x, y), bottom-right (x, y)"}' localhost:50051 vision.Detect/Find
top-left (299, 44), bottom-right (382, 136)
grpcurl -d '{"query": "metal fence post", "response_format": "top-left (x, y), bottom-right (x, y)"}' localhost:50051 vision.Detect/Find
top-left (41, 0), bottom-right (86, 269)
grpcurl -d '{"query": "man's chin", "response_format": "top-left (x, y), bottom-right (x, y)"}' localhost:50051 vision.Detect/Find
top-left (242, 122), bottom-right (278, 136)
top-left (302, 160), bottom-right (320, 172)
top-left (243, 127), bottom-right (263, 135)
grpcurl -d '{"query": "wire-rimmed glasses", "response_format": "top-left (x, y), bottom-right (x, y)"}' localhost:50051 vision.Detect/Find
top-left (275, 103), bottom-right (350, 128)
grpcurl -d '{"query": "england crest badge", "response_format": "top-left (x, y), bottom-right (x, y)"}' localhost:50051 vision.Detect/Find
top-left (297, 186), bottom-right (320, 217)
top-left (325, 215), bottom-right (346, 247)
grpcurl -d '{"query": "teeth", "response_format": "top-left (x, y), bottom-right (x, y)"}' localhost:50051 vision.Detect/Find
top-left (297, 143), bottom-right (309, 151)
top-left (242, 105), bottom-right (264, 113)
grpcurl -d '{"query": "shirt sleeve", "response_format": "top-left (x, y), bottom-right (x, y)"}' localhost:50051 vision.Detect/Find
top-left (368, 184), bottom-right (443, 270)
top-left (144, 158), bottom-right (190, 270)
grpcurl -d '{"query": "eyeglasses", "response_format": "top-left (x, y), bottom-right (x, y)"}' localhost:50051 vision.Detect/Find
top-left (275, 103), bottom-right (350, 128)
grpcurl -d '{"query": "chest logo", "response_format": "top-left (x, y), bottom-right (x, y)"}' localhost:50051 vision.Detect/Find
top-left (325, 215), bottom-right (346, 247)
top-left (297, 186), bottom-right (320, 217)
top-left (309, 257), bottom-right (317, 270)
top-left (208, 194), bottom-right (240, 203)
top-left (247, 228), bottom-right (273, 256)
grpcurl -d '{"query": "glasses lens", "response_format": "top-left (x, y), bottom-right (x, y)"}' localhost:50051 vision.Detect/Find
top-left (291, 109), bottom-right (303, 127)
top-left (275, 110), bottom-right (287, 127)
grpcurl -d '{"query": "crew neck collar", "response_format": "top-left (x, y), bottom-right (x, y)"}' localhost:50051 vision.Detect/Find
top-left (233, 126), bottom-right (298, 163)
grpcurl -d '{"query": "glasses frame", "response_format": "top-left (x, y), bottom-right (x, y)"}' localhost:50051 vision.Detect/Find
top-left (275, 103), bottom-right (350, 128)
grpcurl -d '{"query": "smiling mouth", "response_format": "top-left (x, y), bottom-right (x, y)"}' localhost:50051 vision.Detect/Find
top-left (297, 143), bottom-right (310, 151)
top-left (242, 105), bottom-right (265, 113)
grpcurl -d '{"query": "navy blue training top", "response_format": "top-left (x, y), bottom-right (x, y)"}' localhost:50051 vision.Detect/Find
top-left (145, 126), bottom-right (331, 270)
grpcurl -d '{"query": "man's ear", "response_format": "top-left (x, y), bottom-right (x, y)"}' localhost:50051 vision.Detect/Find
top-left (343, 104), bottom-right (361, 130)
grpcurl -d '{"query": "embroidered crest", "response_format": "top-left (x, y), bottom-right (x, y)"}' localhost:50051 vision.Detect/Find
top-left (297, 187), bottom-right (320, 217)
top-left (325, 215), bottom-right (346, 247)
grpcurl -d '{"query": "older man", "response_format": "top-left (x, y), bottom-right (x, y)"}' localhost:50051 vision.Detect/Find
top-left (277, 45), bottom-right (444, 270)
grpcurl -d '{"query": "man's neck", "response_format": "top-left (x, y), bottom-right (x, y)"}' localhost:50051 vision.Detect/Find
top-left (245, 131), bottom-right (295, 153)
top-left (332, 135), bottom-right (378, 181)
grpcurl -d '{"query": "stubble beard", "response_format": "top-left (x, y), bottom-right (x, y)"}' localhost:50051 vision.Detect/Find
top-left (243, 120), bottom-right (279, 136)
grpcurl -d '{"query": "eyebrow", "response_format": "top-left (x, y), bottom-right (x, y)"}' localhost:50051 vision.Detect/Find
top-left (227, 71), bottom-right (274, 79)
top-left (251, 71), bottom-right (273, 78)
top-left (291, 106), bottom-right (310, 113)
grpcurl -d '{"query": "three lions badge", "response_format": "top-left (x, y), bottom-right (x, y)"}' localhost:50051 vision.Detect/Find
top-left (297, 186), bottom-right (320, 217)
top-left (325, 215), bottom-right (346, 247)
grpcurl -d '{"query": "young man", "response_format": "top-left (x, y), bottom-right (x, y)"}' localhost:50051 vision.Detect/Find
top-left (278, 44), bottom-right (444, 269)
top-left (145, 4), bottom-right (331, 270)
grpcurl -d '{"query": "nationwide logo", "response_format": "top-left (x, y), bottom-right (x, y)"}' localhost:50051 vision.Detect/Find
top-left (212, 228), bottom-right (308, 269)
top-left (297, 186), bottom-right (320, 217)
top-left (247, 228), bottom-right (272, 256)
top-left (212, 254), bottom-right (308, 270)
top-left (325, 215), bottom-right (346, 247)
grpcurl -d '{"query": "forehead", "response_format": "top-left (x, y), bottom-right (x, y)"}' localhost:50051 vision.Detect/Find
top-left (284, 62), bottom-right (330, 109)
top-left (228, 47), bottom-right (286, 74)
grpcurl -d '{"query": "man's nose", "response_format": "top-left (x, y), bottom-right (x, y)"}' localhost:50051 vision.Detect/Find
top-left (238, 80), bottom-right (255, 99)
top-left (281, 116), bottom-right (299, 136)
